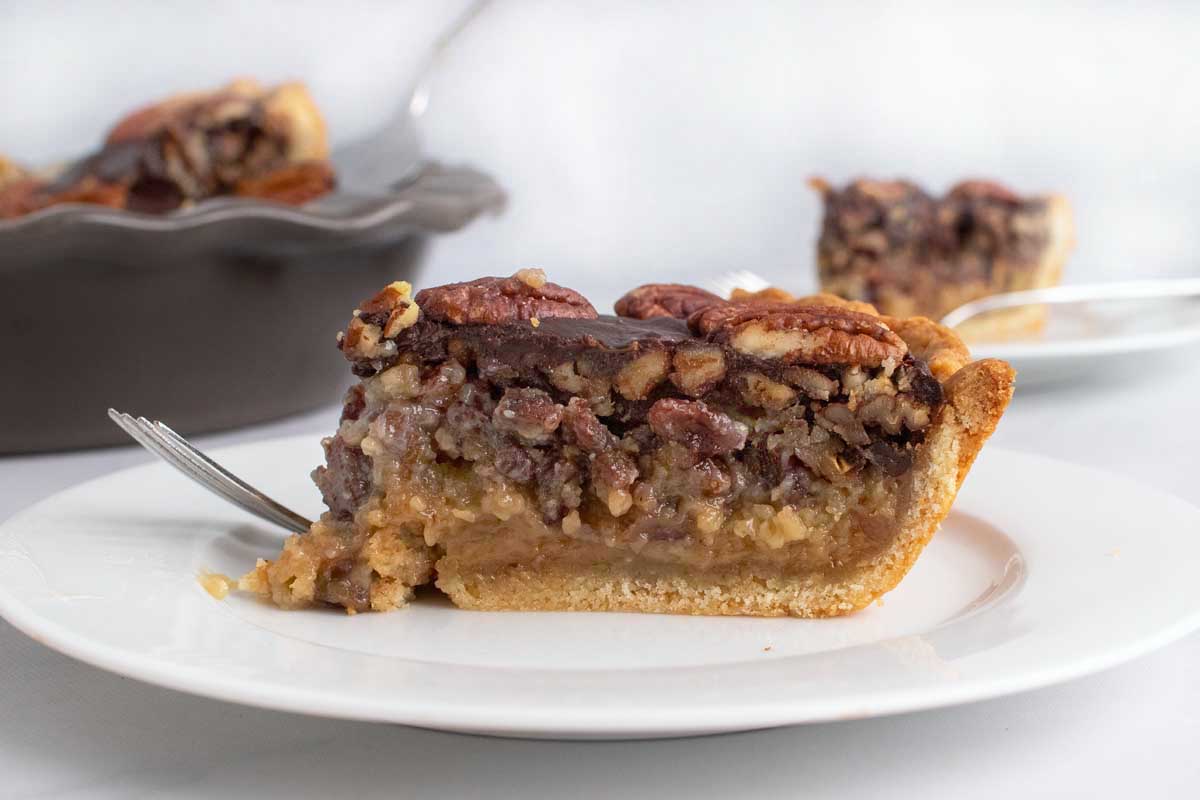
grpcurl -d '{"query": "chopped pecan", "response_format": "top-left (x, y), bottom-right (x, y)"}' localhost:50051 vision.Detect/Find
top-left (340, 384), bottom-right (367, 422)
top-left (355, 281), bottom-right (420, 337)
top-left (513, 267), bottom-right (547, 288)
top-left (440, 387), bottom-right (495, 460)
top-left (693, 458), bottom-right (733, 496)
top-left (782, 366), bottom-right (837, 401)
top-left (416, 273), bottom-right (597, 325)
top-left (368, 405), bottom-right (440, 459)
top-left (615, 350), bottom-right (670, 400)
top-left (493, 388), bottom-right (564, 443)
top-left (234, 160), bottom-right (335, 205)
top-left (647, 399), bottom-right (747, 457)
top-left (614, 283), bottom-right (726, 320)
top-left (536, 458), bottom-right (584, 522)
top-left (689, 302), bottom-right (906, 367)
top-left (739, 372), bottom-right (797, 411)
top-left (495, 446), bottom-right (537, 482)
top-left (377, 363), bottom-right (421, 399)
top-left (311, 436), bottom-right (372, 520)
top-left (856, 393), bottom-right (931, 434)
top-left (669, 345), bottom-right (727, 397)
top-left (561, 398), bottom-right (618, 453)
top-left (545, 362), bottom-right (613, 415)
top-left (592, 449), bottom-right (638, 490)
top-left (420, 361), bottom-right (467, 408)
top-left (768, 417), bottom-right (849, 483)
top-left (590, 446), bottom-right (640, 515)
top-left (340, 316), bottom-right (395, 362)
top-left (815, 403), bottom-right (870, 446)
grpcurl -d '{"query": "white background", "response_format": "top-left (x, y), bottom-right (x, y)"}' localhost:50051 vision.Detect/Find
top-left (2, 1), bottom-right (1199, 797)
top-left (4, 0), bottom-right (1200, 296)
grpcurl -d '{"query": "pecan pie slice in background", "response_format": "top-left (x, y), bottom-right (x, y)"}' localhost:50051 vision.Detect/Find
top-left (241, 272), bottom-right (1014, 618)
top-left (811, 177), bottom-right (1075, 342)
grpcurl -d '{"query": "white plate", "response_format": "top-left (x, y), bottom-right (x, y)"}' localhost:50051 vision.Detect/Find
top-left (971, 296), bottom-right (1200, 386)
top-left (1, 437), bottom-right (1198, 739)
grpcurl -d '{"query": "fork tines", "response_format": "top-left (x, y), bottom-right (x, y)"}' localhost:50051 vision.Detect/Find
top-left (704, 270), bottom-right (772, 300)
top-left (107, 409), bottom-right (312, 532)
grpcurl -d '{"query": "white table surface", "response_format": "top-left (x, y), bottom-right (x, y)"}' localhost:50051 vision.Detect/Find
top-left (3, 341), bottom-right (1199, 799)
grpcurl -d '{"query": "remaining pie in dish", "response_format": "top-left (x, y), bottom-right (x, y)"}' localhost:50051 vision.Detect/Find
top-left (811, 177), bottom-right (1074, 341)
top-left (241, 271), bottom-right (1014, 617)
top-left (0, 79), bottom-right (333, 219)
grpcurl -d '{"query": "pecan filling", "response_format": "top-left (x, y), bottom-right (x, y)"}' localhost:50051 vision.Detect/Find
top-left (246, 274), bottom-right (946, 613)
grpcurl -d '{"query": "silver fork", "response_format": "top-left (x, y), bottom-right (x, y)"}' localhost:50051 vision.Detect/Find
top-left (705, 271), bottom-right (1200, 328)
top-left (107, 409), bottom-right (312, 533)
top-left (705, 270), bottom-right (772, 300)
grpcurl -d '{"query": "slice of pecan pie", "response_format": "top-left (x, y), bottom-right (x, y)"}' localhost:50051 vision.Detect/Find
top-left (0, 79), bottom-right (333, 218)
top-left (812, 177), bottom-right (1074, 341)
top-left (240, 271), bottom-right (1013, 617)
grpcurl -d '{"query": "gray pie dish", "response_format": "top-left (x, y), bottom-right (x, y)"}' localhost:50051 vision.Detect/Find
top-left (0, 162), bottom-right (505, 453)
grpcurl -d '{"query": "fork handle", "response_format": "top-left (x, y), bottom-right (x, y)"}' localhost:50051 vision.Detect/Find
top-left (939, 278), bottom-right (1200, 328)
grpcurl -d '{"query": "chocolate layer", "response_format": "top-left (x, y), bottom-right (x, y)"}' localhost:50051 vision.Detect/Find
top-left (350, 300), bottom-right (940, 410)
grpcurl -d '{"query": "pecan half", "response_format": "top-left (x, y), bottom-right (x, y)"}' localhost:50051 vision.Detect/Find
top-left (688, 302), bottom-right (906, 367)
top-left (614, 283), bottom-right (726, 320)
top-left (416, 273), bottom-right (597, 325)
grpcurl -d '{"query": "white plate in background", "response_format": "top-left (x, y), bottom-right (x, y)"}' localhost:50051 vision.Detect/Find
top-left (971, 296), bottom-right (1200, 386)
top-left (1, 437), bottom-right (1198, 739)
